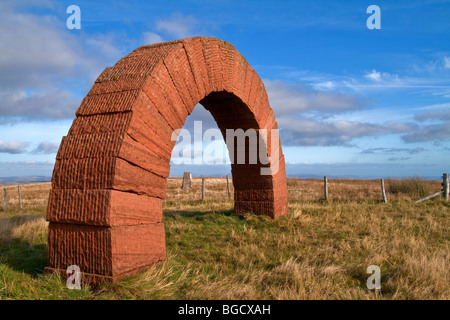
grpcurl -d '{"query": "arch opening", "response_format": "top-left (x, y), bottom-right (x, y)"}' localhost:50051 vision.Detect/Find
top-left (46, 37), bottom-right (288, 284)
top-left (169, 102), bottom-right (232, 176)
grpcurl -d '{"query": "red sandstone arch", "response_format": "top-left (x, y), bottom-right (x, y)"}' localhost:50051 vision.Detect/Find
top-left (46, 37), bottom-right (288, 284)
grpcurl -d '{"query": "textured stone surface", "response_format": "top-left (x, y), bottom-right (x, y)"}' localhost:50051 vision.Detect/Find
top-left (47, 189), bottom-right (162, 226)
top-left (47, 36), bottom-right (288, 285)
top-left (46, 222), bottom-right (165, 282)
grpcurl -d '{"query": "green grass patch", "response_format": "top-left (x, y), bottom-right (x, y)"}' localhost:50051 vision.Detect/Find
top-left (0, 200), bottom-right (448, 300)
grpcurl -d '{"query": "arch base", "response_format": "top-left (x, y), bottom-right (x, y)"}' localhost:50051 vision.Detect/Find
top-left (46, 222), bottom-right (166, 285)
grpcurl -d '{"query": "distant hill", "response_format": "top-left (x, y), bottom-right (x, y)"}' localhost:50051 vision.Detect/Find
top-left (0, 176), bottom-right (51, 185)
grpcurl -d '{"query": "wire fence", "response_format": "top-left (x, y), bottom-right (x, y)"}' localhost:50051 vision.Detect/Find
top-left (0, 175), bottom-right (446, 211)
top-left (166, 176), bottom-right (445, 203)
top-left (1, 183), bottom-right (51, 211)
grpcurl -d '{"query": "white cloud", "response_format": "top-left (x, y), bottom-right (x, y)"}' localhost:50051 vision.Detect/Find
top-left (405, 105), bottom-right (450, 143)
top-left (266, 79), bottom-right (415, 146)
top-left (284, 62), bottom-right (449, 96)
top-left (143, 32), bottom-right (163, 45)
top-left (0, 140), bottom-right (30, 154)
top-left (402, 123), bottom-right (450, 143)
top-left (277, 116), bottom-right (414, 146)
top-left (177, 79), bottom-right (414, 147)
top-left (264, 79), bottom-right (362, 116)
top-left (0, 7), bottom-right (79, 89)
top-left (83, 34), bottom-right (123, 69)
top-left (31, 141), bottom-right (60, 154)
top-left (0, 139), bottom-right (60, 155)
top-left (268, 65), bottom-right (450, 95)
top-left (143, 12), bottom-right (215, 45)
top-left (313, 81), bottom-right (336, 90)
top-left (360, 147), bottom-right (425, 155)
top-left (412, 102), bottom-right (450, 111)
top-left (415, 109), bottom-right (450, 122)
top-left (388, 157), bottom-right (411, 162)
top-left (0, 2), bottom-right (124, 122)
top-left (444, 56), bottom-right (450, 69)
top-left (404, 105), bottom-right (450, 142)
top-left (0, 89), bottom-right (78, 122)
top-left (156, 13), bottom-right (201, 39)
top-left (365, 70), bottom-right (382, 81)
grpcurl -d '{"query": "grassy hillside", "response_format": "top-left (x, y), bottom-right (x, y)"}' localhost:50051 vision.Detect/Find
top-left (0, 178), bottom-right (448, 299)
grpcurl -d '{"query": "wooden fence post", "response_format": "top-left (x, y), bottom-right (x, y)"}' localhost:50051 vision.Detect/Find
top-left (415, 191), bottom-right (442, 204)
top-left (18, 185), bottom-right (22, 209)
top-left (226, 175), bottom-right (231, 198)
top-left (324, 176), bottom-right (328, 201)
top-left (443, 173), bottom-right (449, 201)
top-left (202, 177), bottom-right (205, 201)
top-left (3, 188), bottom-right (7, 211)
top-left (381, 179), bottom-right (387, 203)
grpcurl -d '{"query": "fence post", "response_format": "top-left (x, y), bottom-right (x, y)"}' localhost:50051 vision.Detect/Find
top-left (3, 188), bottom-right (7, 211)
top-left (381, 179), bottom-right (387, 203)
top-left (18, 185), bottom-right (22, 209)
top-left (443, 173), bottom-right (449, 201)
top-left (182, 172), bottom-right (192, 189)
top-left (226, 175), bottom-right (231, 198)
top-left (202, 177), bottom-right (205, 201)
top-left (324, 176), bottom-right (328, 201)
top-left (415, 191), bottom-right (442, 204)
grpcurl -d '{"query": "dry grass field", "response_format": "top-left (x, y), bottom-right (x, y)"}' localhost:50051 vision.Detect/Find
top-left (0, 177), bottom-right (448, 300)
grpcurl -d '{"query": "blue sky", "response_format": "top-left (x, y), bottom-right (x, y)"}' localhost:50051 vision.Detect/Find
top-left (0, 0), bottom-right (449, 179)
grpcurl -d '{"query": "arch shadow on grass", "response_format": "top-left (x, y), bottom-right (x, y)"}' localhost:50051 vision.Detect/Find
top-left (163, 206), bottom-right (235, 218)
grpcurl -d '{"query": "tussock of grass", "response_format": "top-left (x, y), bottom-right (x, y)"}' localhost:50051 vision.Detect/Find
top-left (387, 177), bottom-right (431, 198)
top-left (0, 213), bottom-right (47, 241)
